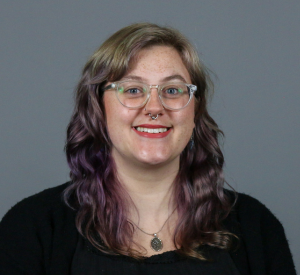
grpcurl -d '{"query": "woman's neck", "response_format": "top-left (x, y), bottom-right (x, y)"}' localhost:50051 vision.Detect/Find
top-left (111, 149), bottom-right (179, 219)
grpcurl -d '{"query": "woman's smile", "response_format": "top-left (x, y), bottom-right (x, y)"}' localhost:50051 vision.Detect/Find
top-left (132, 124), bottom-right (172, 138)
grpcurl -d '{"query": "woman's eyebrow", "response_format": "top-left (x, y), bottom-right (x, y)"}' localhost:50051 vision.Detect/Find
top-left (122, 74), bottom-right (187, 83)
top-left (121, 75), bottom-right (145, 82)
top-left (161, 74), bottom-right (187, 82)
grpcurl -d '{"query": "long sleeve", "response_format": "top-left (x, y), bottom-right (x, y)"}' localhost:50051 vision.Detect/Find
top-left (0, 183), bottom-right (78, 275)
top-left (0, 196), bottom-right (48, 274)
top-left (235, 193), bottom-right (296, 275)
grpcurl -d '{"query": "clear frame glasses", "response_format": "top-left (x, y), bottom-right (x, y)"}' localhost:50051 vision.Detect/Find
top-left (103, 80), bottom-right (197, 110)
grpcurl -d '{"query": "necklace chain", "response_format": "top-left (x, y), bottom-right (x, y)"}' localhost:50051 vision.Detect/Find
top-left (130, 208), bottom-right (176, 236)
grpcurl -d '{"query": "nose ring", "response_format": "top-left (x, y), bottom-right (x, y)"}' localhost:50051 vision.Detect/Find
top-left (149, 113), bottom-right (159, 120)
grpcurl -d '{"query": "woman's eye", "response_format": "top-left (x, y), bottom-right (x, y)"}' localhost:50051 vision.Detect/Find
top-left (126, 88), bottom-right (141, 94)
top-left (166, 88), bottom-right (179, 95)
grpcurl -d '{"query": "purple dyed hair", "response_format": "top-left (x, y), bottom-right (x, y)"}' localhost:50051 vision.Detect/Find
top-left (64, 22), bottom-right (234, 260)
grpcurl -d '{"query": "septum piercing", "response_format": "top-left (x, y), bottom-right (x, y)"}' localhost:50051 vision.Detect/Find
top-left (149, 113), bottom-right (159, 120)
top-left (145, 108), bottom-right (159, 120)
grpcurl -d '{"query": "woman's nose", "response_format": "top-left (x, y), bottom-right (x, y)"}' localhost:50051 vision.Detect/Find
top-left (144, 87), bottom-right (164, 114)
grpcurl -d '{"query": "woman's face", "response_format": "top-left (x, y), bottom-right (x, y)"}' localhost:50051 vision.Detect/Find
top-left (103, 45), bottom-right (195, 167)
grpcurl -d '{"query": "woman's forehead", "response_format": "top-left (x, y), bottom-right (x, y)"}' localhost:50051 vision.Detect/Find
top-left (124, 45), bottom-right (191, 83)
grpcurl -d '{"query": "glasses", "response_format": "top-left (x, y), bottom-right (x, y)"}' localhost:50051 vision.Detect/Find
top-left (103, 80), bottom-right (197, 110)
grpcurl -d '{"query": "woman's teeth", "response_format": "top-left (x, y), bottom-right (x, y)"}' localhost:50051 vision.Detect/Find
top-left (136, 127), bottom-right (168, 133)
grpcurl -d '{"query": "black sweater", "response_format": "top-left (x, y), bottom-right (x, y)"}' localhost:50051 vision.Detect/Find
top-left (0, 182), bottom-right (296, 274)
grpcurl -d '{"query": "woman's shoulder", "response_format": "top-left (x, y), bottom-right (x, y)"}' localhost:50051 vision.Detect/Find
top-left (0, 181), bottom-right (76, 237)
top-left (1, 182), bottom-right (73, 223)
top-left (225, 189), bottom-right (286, 236)
top-left (225, 189), bottom-right (278, 220)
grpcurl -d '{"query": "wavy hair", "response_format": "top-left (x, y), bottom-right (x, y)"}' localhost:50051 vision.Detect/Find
top-left (64, 22), bottom-right (233, 260)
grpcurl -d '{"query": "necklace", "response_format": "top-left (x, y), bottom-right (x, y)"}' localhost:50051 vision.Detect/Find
top-left (130, 208), bottom-right (176, 252)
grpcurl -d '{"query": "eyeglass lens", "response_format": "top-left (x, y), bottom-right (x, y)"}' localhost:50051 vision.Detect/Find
top-left (116, 81), bottom-right (191, 109)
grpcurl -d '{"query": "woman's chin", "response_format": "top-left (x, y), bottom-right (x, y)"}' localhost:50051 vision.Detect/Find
top-left (133, 152), bottom-right (177, 167)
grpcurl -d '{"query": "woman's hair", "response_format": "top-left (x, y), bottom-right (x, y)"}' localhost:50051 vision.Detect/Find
top-left (64, 22), bottom-right (233, 260)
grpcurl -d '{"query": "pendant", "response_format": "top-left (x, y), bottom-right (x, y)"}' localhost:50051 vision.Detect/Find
top-left (150, 233), bottom-right (163, 252)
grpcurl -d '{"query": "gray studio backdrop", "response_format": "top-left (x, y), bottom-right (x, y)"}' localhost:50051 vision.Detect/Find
top-left (1, 0), bottom-right (299, 272)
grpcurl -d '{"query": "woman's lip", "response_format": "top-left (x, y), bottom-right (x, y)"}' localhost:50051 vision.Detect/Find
top-left (133, 124), bottom-right (170, 129)
top-left (132, 127), bottom-right (172, 138)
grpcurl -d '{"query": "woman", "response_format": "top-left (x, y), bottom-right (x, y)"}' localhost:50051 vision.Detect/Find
top-left (0, 23), bottom-right (296, 274)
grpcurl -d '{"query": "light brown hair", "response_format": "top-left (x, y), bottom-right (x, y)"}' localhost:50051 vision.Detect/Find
top-left (64, 22), bottom-right (233, 260)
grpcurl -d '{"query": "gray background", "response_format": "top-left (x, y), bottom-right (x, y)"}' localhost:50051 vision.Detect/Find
top-left (1, 0), bottom-right (299, 272)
